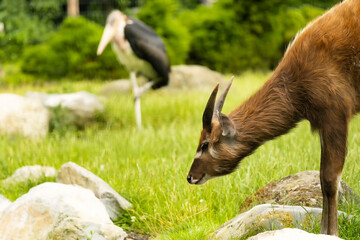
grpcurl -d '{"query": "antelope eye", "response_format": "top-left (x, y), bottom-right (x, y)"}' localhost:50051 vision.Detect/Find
top-left (201, 142), bottom-right (209, 151)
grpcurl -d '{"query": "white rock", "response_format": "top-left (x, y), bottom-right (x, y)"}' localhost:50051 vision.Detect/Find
top-left (26, 91), bottom-right (105, 126)
top-left (99, 80), bottom-right (131, 96)
top-left (240, 170), bottom-right (360, 210)
top-left (0, 182), bottom-right (127, 240)
top-left (209, 204), bottom-right (346, 240)
top-left (1, 165), bottom-right (57, 185)
top-left (0, 93), bottom-right (49, 139)
top-left (167, 65), bottom-right (226, 90)
top-left (0, 194), bottom-right (11, 216)
top-left (247, 228), bottom-right (343, 240)
top-left (57, 162), bottom-right (132, 221)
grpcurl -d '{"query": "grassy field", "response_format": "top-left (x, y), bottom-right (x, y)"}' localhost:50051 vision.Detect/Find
top-left (0, 71), bottom-right (359, 239)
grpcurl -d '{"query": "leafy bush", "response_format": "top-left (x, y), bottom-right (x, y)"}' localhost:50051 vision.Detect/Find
top-left (279, 5), bottom-right (325, 45)
top-left (21, 16), bottom-right (128, 80)
top-left (179, 5), bottom-right (250, 73)
top-left (180, 1), bottom-right (324, 73)
top-left (22, 45), bottom-right (68, 78)
top-left (137, 0), bottom-right (190, 65)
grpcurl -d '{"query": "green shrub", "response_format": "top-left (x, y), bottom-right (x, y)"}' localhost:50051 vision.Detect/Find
top-left (180, 4), bottom-right (259, 73)
top-left (279, 5), bottom-right (325, 45)
top-left (22, 45), bottom-right (68, 78)
top-left (21, 16), bottom-right (128, 81)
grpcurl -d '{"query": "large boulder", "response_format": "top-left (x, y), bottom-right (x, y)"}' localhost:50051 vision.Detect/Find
top-left (57, 161), bottom-right (132, 221)
top-left (0, 182), bottom-right (127, 240)
top-left (240, 171), bottom-right (360, 212)
top-left (100, 80), bottom-right (132, 96)
top-left (167, 65), bottom-right (226, 90)
top-left (1, 165), bottom-right (57, 186)
top-left (0, 194), bottom-right (11, 216)
top-left (0, 93), bottom-right (49, 139)
top-left (247, 228), bottom-right (343, 240)
top-left (208, 204), bottom-right (346, 240)
top-left (26, 91), bottom-right (105, 126)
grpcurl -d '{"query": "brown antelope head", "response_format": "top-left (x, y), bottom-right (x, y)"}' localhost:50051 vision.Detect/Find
top-left (187, 77), bottom-right (241, 185)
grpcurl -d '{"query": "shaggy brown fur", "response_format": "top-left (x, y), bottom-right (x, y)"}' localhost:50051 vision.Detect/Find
top-left (187, 0), bottom-right (360, 236)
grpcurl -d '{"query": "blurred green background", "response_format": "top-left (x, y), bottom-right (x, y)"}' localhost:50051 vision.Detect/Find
top-left (0, 0), bottom-right (338, 84)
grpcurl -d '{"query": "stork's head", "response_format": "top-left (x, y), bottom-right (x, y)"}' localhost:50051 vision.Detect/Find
top-left (97, 10), bottom-right (128, 55)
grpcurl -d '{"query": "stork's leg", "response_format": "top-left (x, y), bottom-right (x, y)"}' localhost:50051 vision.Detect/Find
top-left (319, 118), bottom-right (347, 236)
top-left (130, 72), bottom-right (142, 130)
top-left (134, 81), bottom-right (155, 100)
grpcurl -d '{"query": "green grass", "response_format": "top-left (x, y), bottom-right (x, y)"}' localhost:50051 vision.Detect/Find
top-left (0, 71), bottom-right (359, 239)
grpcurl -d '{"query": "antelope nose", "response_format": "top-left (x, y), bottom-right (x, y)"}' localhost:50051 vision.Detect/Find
top-left (187, 175), bottom-right (192, 184)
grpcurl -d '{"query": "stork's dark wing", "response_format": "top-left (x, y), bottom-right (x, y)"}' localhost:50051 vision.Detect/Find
top-left (124, 18), bottom-right (170, 89)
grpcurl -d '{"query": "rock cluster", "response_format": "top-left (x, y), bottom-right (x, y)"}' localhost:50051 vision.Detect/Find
top-left (0, 166), bottom-right (357, 239)
top-left (209, 171), bottom-right (359, 239)
top-left (0, 183), bottom-right (127, 240)
top-left (0, 91), bottom-right (104, 139)
top-left (26, 91), bottom-right (105, 127)
top-left (57, 162), bottom-right (132, 221)
top-left (0, 162), bottom-right (131, 240)
top-left (240, 171), bottom-right (360, 211)
top-left (209, 204), bottom-right (345, 240)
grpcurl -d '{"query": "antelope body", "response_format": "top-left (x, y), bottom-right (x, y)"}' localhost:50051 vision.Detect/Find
top-left (187, 0), bottom-right (360, 236)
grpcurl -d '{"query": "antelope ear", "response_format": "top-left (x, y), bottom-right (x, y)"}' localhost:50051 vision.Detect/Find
top-left (218, 113), bottom-right (236, 137)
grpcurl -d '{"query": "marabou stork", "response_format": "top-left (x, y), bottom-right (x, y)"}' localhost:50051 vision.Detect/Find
top-left (97, 10), bottom-right (170, 130)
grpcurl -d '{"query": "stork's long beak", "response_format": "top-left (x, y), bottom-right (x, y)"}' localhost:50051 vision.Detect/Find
top-left (97, 24), bottom-right (115, 55)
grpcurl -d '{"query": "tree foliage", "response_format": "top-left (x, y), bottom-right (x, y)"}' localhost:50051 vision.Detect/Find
top-left (0, 0), bottom-right (65, 61)
top-left (136, 0), bottom-right (190, 65)
top-left (179, 0), bottom-right (325, 73)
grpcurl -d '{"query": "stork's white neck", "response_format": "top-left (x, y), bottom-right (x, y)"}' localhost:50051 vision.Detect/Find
top-left (117, 21), bottom-right (126, 38)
